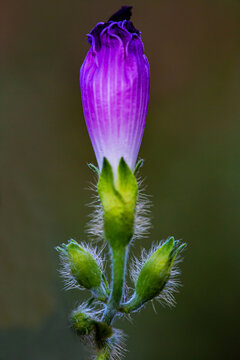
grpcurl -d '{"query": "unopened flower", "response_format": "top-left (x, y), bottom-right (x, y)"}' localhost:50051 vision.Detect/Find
top-left (125, 237), bottom-right (186, 312)
top-left (71, 303), bottom-right (112, 340)
top-left (57, 240), bottom-right (108, 299)
top-left (80, 7), bottom-right (150, 176)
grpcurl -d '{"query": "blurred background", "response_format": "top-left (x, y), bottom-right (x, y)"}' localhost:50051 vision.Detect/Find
top-left (1, 0), bottom-right (240, 359)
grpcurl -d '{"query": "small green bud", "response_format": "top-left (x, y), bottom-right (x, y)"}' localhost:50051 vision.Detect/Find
top-left (71, 309), bottom-right (95, 336)
top-left (57, 240), bottom-right (108, 298)
top-left (71, 307), bottom-right (113, 342)
top-left (125, 237), bottom-right (185, 312)
top-left (97, 157), bottom-right (138, 248)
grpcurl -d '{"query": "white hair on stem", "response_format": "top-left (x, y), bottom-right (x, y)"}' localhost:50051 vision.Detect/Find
top-left (73, 300), bottom-right (104, 320)
top-left (87, 327), bottom-right (127, 360)
top-left (86, 181), bottom-right (104, 242)
top-left (133, 177), bottom-right (152, 240)
top-left (103, 329), bottom-right (127, 360)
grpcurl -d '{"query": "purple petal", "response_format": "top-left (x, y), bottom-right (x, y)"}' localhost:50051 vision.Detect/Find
top-left (80, 20), bottom-right (150, 175)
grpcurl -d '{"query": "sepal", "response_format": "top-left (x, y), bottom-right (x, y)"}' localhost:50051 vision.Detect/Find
top-left (97, 157), bottom-right (138, 248)
top-left (88, 163), bottom-right (100, 175)
top-left (134, 159), bottom-right (144, 175)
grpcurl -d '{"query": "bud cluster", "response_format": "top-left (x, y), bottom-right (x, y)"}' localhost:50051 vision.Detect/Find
top-left (57, 159), bottom-right (185, 360)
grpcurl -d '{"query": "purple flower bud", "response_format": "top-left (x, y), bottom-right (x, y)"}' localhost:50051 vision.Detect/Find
top-left (80, 15), bottom-right (150, 175)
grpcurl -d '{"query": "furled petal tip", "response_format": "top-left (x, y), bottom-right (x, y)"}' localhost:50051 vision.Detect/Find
top-left (80, 8), bottom-right (150, 176)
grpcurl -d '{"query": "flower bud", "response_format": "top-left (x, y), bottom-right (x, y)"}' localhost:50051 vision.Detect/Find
top-left (80, 15), bottom-right (150, 177)
top-left (57, 240), bottom-right (108, 298)
top-left (97, 157), bottom-right (138, 248)
top-left (125, 237), bottom-right (185, 312)
top-left (71, 306), bottom-right (113, 341)
top-left (71, 309), bottom-right (95, 336)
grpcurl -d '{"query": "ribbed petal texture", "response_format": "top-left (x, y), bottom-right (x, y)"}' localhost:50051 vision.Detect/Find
top-left (80, 20), bottom-right (150, 175)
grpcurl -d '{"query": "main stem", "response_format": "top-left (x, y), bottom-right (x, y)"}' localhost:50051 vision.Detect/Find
top-left (102, 246), bottom-right (127, 325)
top-left (95, 349), bottom-right (110, 360)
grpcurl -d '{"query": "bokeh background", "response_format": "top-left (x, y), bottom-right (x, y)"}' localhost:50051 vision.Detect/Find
top-left (1, 0), bottom-right (240, 359)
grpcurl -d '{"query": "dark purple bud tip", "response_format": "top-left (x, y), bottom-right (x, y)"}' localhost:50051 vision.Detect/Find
top-left (108, 6), bottom-right (133, 22)
top-left (108, 6), bottom-right (139, 35)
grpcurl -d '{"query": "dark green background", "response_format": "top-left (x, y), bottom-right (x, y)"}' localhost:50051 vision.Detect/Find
top-left (1, 0), bottom-right (240, 359)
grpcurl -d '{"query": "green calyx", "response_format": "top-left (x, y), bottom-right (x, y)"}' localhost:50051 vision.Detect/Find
top-left (125, 237), bottom-right (186, 312)
top-left (71, 310), bottom-right (95, 336)
top-left (57, 240), bottom-right (107, 298)
top-left (97, 157), bottom-right (138, 248)
top-left (71, 309), bottom-right (113, 342)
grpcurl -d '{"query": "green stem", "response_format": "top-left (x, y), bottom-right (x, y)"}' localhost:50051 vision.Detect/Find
top-left (102, 246), bottom-right (127, 325)
top-left (95, 347), bottom-right (110, 360)
top-left (102, 273), bottom-right (110, 296)
top-left (120, 293), bottom-right (143, 313)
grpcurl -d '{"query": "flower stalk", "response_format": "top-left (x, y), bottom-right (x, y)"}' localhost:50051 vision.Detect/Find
top-left (56, 6), bottom-right (186, 360)
top-left (102, 246), bottom-right (128, 325)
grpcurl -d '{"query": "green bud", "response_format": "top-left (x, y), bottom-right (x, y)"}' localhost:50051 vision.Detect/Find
top-left (71, 308), bottom-right (113, 342)
top-left (125, 237), bottom-right (185, 312)
top-left (71, 309), bottom-right (95, 336)
top-left (97, 157), bottom-right (138, 248)
top-left (57, 240), bottom-right (107, 298)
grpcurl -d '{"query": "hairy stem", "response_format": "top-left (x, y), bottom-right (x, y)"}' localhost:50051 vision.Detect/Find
top-left (95, 347), bottom-right (110, 360)
top-left (120, 293), bottom-right (142, 313)
top-left (102, 246), bottom-right (127, 325)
